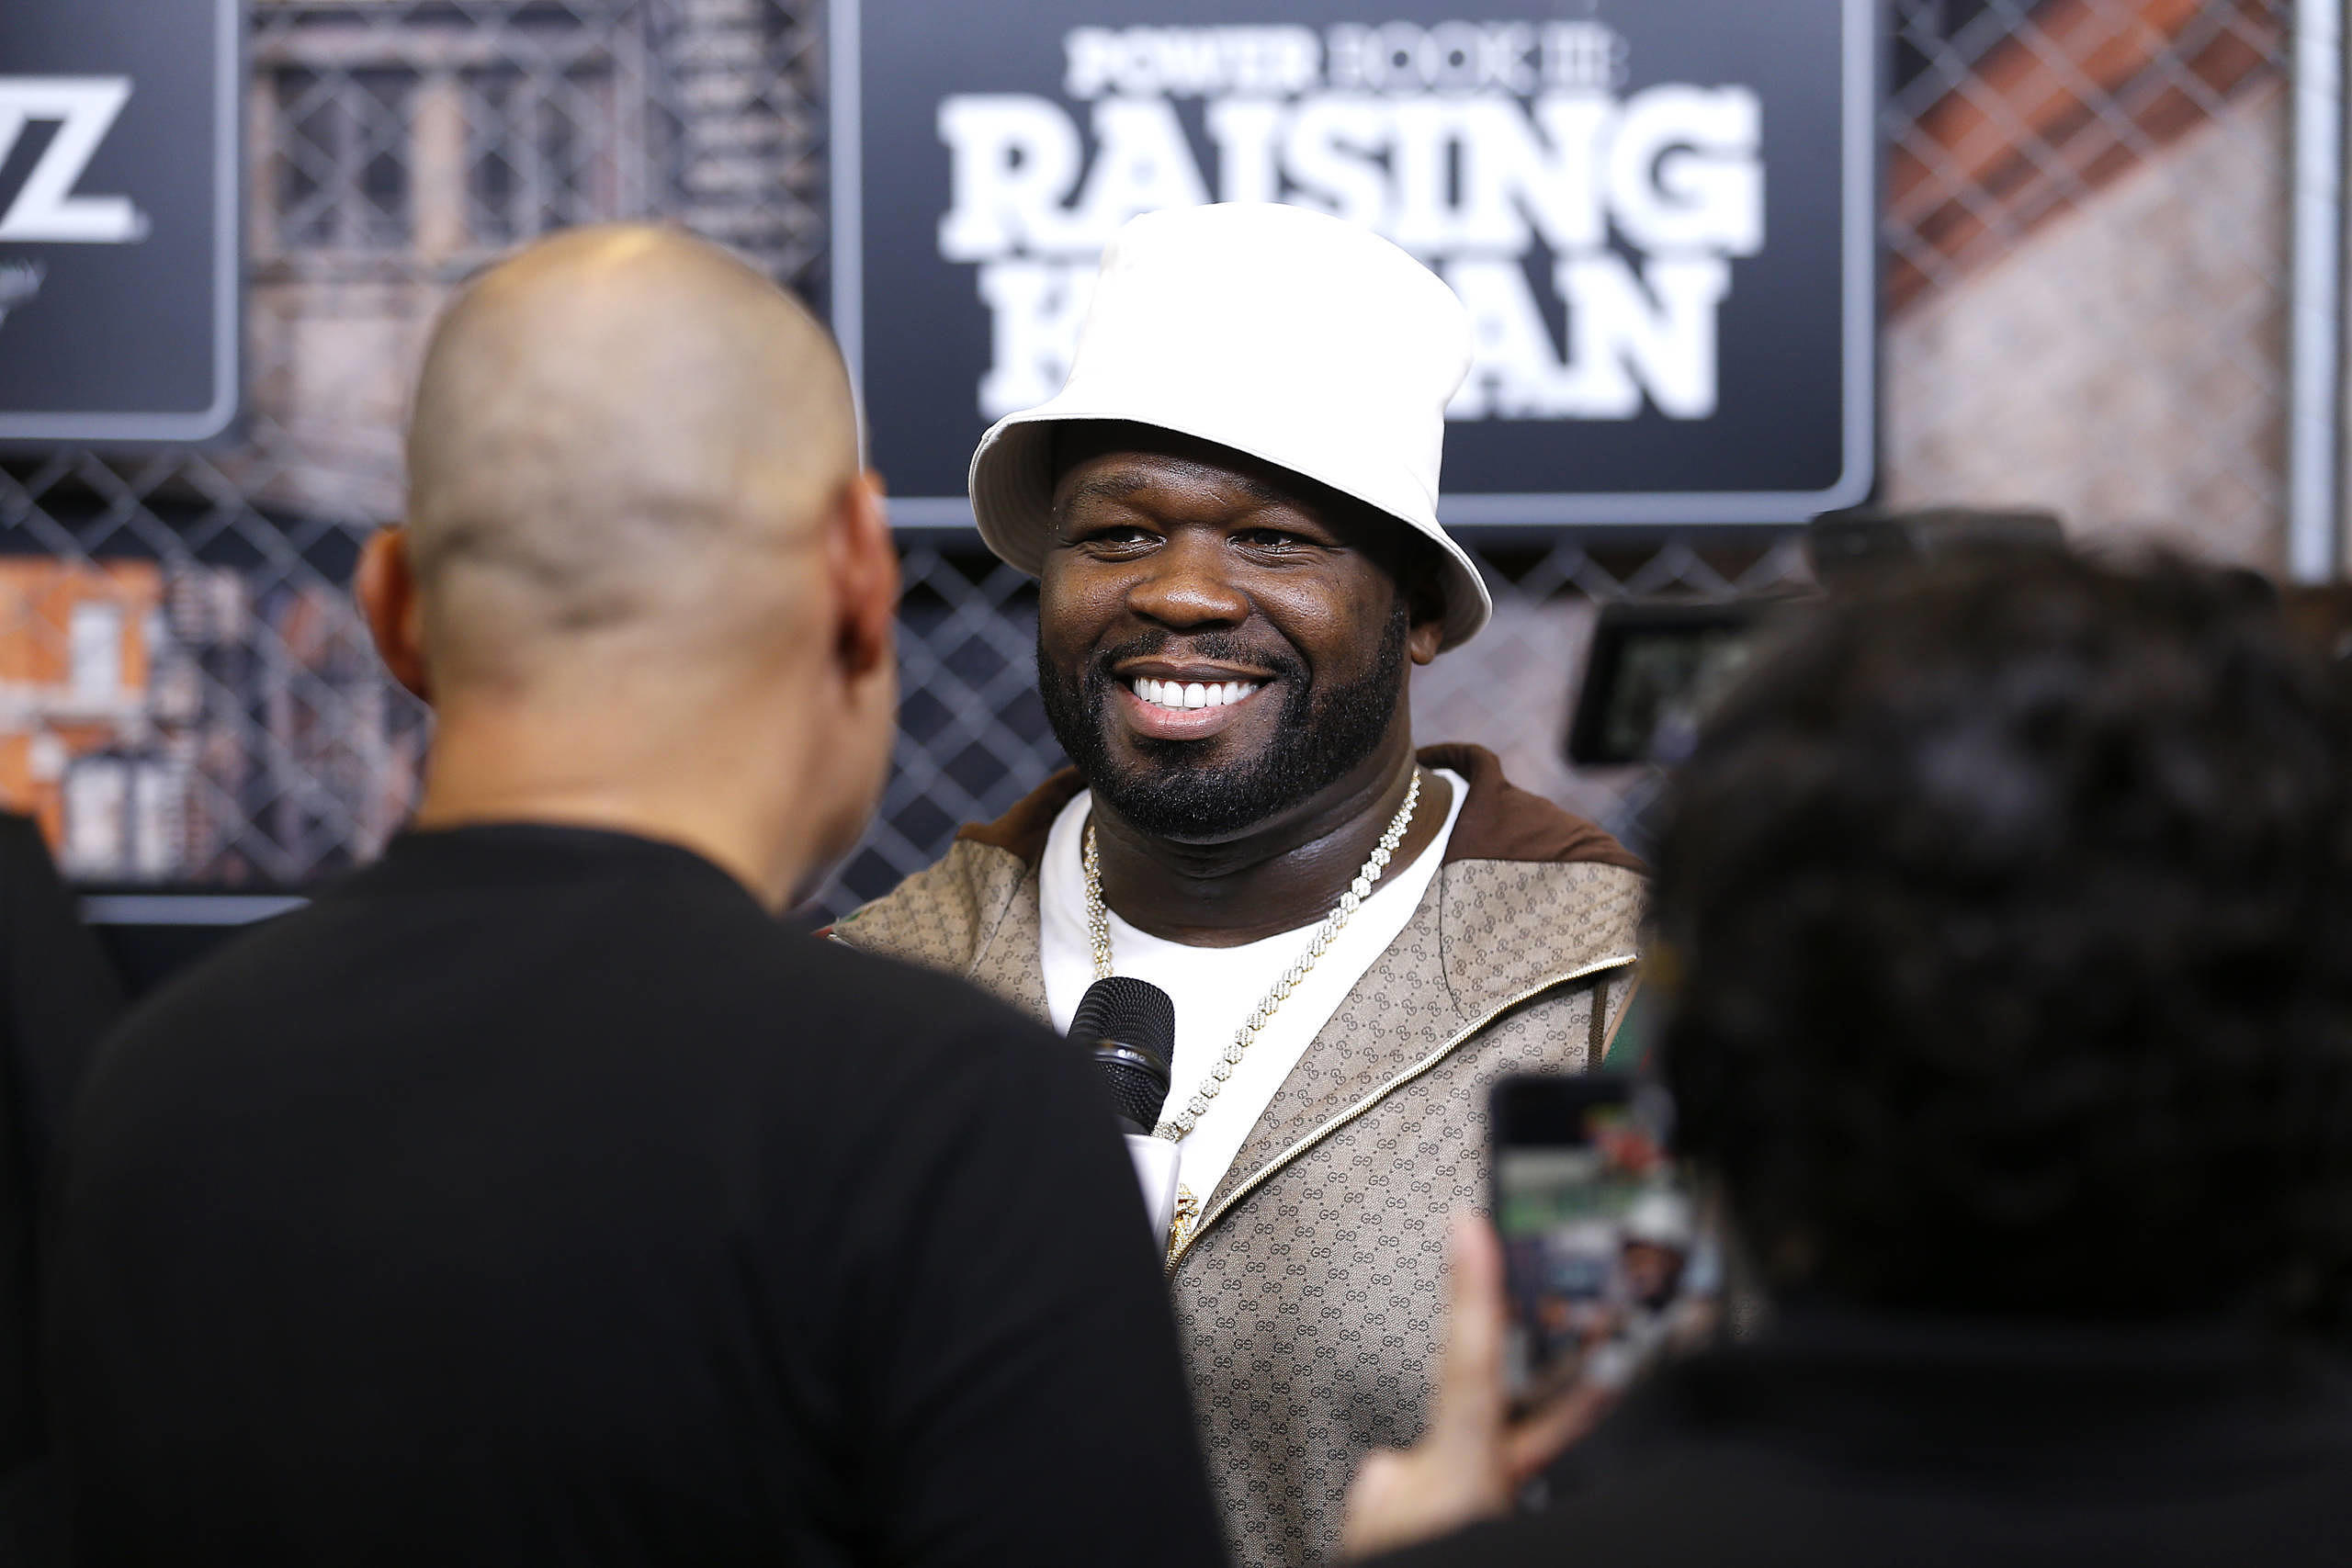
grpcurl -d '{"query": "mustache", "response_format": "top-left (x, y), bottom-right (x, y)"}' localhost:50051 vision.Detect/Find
top-left (1084, 631), bottom-right (1308, 688)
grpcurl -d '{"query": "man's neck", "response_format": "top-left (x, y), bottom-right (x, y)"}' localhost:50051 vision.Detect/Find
top-left (413, 699), bottom-right (819, 913)
top-left (1089, 743), bottom-right (1453, 948)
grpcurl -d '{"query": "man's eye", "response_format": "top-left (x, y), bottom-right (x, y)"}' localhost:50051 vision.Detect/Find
top-left (1236, 528), bottom-right (1306, 551)
top-left (1079, 524), bottom-right (1157, 550)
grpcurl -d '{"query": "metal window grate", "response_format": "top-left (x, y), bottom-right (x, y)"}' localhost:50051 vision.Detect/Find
top-left (275, 65), bottom-right (418, 251)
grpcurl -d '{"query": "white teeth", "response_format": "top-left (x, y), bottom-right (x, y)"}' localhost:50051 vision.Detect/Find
top-left (1130, 676), bottom-right (1261, 711)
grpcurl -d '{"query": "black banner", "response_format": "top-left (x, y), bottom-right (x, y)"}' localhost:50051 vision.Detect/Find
top-left (831, 0), bottom-right (1877, 527)
top-left (0, 0), bottom-right (241, 444)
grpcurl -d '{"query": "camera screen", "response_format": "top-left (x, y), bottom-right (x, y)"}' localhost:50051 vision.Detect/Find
top-left (1495, 1085), bottom-right (1719, 1403)
top-left (1566, 602), bottom-right (1778, 769)
top-left (1596, 626), bottom-right (1758, 764)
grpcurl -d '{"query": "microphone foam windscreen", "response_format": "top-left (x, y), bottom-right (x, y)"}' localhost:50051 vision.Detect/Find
top-left (1070, 976), bottom-right (1176, 1061)
top-left (1071, 976), bottom-right (1175, 1131)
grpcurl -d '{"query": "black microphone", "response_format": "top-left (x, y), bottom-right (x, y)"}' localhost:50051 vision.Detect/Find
top-left (1071, 976), bottom-right (1174, 1137)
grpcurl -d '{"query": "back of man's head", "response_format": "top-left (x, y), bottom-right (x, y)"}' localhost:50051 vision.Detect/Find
top-left (361, 224), bottom-right (898, 908)
top-left (400, 223), bottom-right (857, 692)
top-left (1654, 553), bottom-right (2352, 1323)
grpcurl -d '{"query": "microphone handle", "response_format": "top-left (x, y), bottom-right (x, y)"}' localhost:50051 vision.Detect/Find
top-left (1125, 1134), bottom-right (1181, 1245)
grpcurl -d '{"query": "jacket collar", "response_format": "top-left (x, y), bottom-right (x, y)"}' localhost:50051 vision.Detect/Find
top-left (844, 743), bottom-right (1643, 1033)
top-left (845, 747), bottom-right (1645, 1251)
top-left (956, 743), bottom-right (1645, 874)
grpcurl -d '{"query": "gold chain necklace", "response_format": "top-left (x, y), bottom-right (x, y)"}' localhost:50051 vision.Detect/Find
top-left (1083, 773), bottom-right (1422, 1253)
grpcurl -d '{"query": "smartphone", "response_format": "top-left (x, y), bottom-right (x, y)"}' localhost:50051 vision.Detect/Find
top-left (1490, 1074), bottom-right (1719, 1404)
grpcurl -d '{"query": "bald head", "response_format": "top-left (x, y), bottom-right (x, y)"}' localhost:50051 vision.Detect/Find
top-left (402, 224), bottom-right (858, 689)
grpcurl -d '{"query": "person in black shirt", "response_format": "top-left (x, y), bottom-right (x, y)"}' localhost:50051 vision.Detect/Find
top-left (45, 225), bottom-right (1225, 1568)
top-left (1342, 555), bottom-right (2352, 1566)
top-left (0, 813), bottom-right (125, 1557)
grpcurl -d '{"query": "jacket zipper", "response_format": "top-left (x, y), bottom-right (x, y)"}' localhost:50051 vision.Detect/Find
top-left (1166, 952), bottom-right (1639, 1274)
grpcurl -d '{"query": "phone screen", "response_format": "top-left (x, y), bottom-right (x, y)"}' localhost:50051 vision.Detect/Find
top-left (1490, 1075), bottom-right (1720, 1404)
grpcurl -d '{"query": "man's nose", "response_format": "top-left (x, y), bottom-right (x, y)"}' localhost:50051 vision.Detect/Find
top-left (1126, 532), bottom-right (1250, 628)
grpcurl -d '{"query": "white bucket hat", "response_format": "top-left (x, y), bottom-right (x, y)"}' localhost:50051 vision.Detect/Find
top-left (967, 202), bottom-right (1492, 650)
top-left (1621, 1190), bottom-right (1697, 1250)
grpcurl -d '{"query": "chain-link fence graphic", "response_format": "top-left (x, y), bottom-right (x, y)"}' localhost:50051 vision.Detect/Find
top-left (1883, 0), bottom-right (2289, 563)
top-left (0, 0), bottom-right (2301, 916)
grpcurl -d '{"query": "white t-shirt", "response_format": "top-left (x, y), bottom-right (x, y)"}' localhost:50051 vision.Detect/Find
top-left (1040, 770), bottom-right (1468, 1206)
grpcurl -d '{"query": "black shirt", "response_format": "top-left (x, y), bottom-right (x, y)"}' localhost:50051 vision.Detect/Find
top-left (1373, 1308), bottom-right (2352, 1568)
top-left (0, 811), bottom-right (124, 1541)
top-left (47, 826), bottom-right (1223, 1567)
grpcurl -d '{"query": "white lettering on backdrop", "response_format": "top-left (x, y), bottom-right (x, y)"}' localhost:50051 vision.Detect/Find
top-left (0, 78), bottom-right (147, 244)
top-left (937, 20), bottom-right (1761, 423)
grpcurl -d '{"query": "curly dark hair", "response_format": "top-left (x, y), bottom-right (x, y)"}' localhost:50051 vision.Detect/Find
top-left (1653, 553), bottom-right (2352, 1321)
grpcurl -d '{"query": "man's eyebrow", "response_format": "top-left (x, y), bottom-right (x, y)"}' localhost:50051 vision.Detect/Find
top-left (1057, 467), bottom-right (1297, 514)
top-left (1057, 472), bottom-right (1153, 513)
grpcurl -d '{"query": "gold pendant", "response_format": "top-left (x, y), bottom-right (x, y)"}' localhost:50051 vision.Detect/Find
top-left (1166, 1184), bottom-right (1201, 1263)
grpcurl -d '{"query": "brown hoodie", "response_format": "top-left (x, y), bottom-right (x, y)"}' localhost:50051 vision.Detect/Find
top-left (831, 744), bottom-right (1645, 1568)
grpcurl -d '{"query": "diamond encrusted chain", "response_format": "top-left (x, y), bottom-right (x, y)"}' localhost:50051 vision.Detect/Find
top-left (1084, 770), bottom-right (1422, 1144)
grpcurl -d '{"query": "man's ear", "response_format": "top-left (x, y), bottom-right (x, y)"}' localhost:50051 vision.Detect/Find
top-left (356, 526), bottom-right (433, 702)
top-left (1406, 539), bottom-right (1449, 667)
top-left (828, 468), bottom-right (899, 682)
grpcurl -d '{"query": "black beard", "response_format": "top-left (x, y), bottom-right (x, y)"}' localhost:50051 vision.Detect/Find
top-left (1036, 605), bottom-right (1410, 840)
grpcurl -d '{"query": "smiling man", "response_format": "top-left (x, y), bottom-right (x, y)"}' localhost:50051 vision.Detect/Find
top-left (834, 204), bottom-right (1645, 1567)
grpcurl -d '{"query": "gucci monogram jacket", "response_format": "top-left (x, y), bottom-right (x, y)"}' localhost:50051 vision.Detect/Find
top-left (830, 744), bottom-right (1646, 1568)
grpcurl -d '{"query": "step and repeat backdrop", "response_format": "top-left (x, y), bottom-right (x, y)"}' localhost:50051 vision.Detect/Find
top-left (0, 0), bottom-right (2299, 912)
